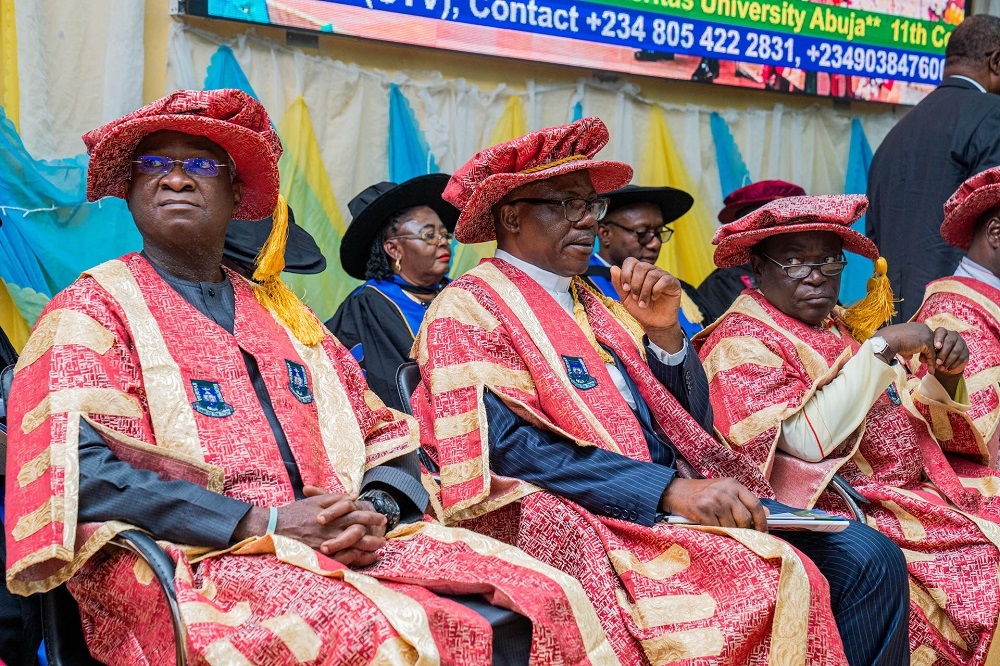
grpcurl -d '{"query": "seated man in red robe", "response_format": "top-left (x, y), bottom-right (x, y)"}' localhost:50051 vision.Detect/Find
top-left (3, 89), bottom-right (613, 665)
top-left (412, 117), bottom-right (909, 665)
top-left (695, 195), bottom-right (1000, 665)
top-left (697, 179), bottom-right (806, 318)
top-left (917, 165), bottom-right (1000, 463)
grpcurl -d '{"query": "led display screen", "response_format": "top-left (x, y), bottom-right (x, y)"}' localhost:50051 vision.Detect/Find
top-left (185, 0), bottom-right (963, 103)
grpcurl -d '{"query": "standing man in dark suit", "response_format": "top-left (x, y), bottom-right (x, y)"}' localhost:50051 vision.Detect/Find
top-left (867, 14), bottom-right (1000, 320)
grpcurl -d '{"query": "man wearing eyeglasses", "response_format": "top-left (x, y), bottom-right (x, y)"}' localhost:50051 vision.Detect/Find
top-left (693, 194), bottom-right (1000, 665)
top-left (584, 184), bottom-right (718, 332)
top-left (414, 119), bottom-right (910, 665)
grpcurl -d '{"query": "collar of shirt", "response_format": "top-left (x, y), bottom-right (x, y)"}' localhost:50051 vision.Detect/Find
top-left (494, 249), bottom-right (575, 312)
top-left (593, 253), bottom-right (612, 267)
top-left (947, 75), bottom-right (987, 93)
top-left (955, 256), bottom-right (1000, 291)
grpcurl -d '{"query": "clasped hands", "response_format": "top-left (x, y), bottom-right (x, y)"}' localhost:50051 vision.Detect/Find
top-left (875, 322), bottom-right (968, 397)
top-left (234, 485), bottom-right (387, 567)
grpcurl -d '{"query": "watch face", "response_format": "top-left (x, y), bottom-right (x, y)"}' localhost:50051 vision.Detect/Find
top-left (871, 337), bottom-right (889, 355)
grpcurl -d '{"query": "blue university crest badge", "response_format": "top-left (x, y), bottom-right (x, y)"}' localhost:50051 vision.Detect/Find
top-left (885, 384), bottom-right (902, 406)
top-left (286, 360), bottom-right (314, 404)
top-left (562, 355), bottom-right (597, 390)
top-left (190, 379), bottom-right (235, 418)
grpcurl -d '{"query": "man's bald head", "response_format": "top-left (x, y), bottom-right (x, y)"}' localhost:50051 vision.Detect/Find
top-left (944, 15), bottom-right (1000, 91)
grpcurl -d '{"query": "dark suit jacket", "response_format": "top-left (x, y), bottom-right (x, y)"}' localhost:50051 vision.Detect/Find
top-left (867, 76), bottom-right (1000, 320)
top-left (485, 342), bottom-right (711, 527)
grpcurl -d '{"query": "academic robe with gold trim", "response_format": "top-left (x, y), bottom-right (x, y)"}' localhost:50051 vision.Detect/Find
top-left (4, 253), bottom-right (613, 666)
top-left (917, 276), bottom-right (1000, 466)
top-left (696, 289), bottom-right (1000, 665)
top-left (413, 258), bottom-right (847, 665)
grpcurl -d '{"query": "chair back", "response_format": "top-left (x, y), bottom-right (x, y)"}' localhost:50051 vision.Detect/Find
top-left (395, 362), bottom-right (421, 417)
top-left (395, 362), bottom-right (440, 474)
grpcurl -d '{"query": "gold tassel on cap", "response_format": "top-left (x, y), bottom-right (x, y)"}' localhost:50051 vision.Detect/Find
top-left (251, 194), bottom-right (326, 346)
top-left (841, 256), bottom-right (897, 343)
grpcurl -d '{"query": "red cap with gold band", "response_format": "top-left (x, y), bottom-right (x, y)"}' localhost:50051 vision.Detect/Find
top-left (712, 194), bottom-right (878, 268)
top-left (83, 89), bottom-right (282, 221)
top-left (940, 166), bottom-right (1000, 251)
top-left (444, 117), bottom-right (634, 244)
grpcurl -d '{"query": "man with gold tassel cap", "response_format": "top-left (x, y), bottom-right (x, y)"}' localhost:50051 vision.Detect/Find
top-left (2, 89), bottom-right (616, 665)
top-left (694, 194), bottom-right (1000, 665)
top-left (916, 166), bottom-right (1000, 466)
top-left (411, 117), bottom-right (909, 665)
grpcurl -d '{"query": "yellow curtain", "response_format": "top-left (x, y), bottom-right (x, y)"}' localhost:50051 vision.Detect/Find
top-left (0, 280), bottom-right (30, 352)
top-left (639, 107), bottom-right (716, 285)
top-left (277, 96), bottom-right (359, 321)
top-left (448, 95), bottom-right (528, 278)
top-left (0, 0), bottom-right (18, 129)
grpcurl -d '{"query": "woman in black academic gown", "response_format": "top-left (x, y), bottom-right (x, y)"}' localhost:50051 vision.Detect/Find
top-left (326, 175), bottom-right (458, 412)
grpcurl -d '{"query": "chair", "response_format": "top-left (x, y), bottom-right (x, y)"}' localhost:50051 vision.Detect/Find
top-left (395, 362), bottom-right (439, 474)
top-left (393, 362), bottom-right (866, 521)
top-left (0, 364), bottom-right (188, 665)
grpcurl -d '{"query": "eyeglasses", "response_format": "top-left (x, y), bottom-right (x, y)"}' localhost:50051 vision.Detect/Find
top-left (133, 155), bottom-right (230, 178)
top-left (601, 220), bottom-right (674, 245)
top-left (386, 230), bottom-right (455, 245)
top-left (506, 197), bottom-right (610, 223)
top-left (763, 254), bottom-right (847, 279)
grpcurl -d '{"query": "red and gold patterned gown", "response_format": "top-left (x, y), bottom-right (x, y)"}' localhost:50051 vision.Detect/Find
top-left (5, 253), bottom-right (613, 665)
top-left (696, 289), bottom-right (1000, 665)
top-left (917, 276), bottom-right (1000, 466)
top-left (412, 258), bottom-right (848, 665)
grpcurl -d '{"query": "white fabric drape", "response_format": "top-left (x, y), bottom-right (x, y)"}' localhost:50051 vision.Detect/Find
top-left (13, 0), bottom-right (145, 159)
top-left (166, 24), bottom-right (900, 228)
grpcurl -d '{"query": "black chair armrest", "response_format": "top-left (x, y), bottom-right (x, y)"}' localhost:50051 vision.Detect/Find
top-left (108, 531), bottom-right (188, 665)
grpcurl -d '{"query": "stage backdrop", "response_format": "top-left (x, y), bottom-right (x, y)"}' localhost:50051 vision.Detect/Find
top-left (0, 2), bottom-right (900, 349)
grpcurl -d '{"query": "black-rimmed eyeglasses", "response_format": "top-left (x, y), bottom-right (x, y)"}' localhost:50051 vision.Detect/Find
top-left (763, 254), bottom-right (847, 279)
top-left (506, 197), bottom-right (610, 223)
top-left (601, 220), bottom-right (674, 245)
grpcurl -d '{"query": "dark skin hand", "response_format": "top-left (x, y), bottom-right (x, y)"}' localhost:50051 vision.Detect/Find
top-left (876, 322), bottom-right (968, 397)
top-left (661, 478), bottom-right (769, 532)
top-left (233, 486), bottom-right (387, 567)
top-left (611, 257), bottom-right (685, 353)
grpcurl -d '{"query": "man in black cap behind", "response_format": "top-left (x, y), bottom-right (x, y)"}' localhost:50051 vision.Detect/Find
top-left (584, 184), bottom-right (717, 330)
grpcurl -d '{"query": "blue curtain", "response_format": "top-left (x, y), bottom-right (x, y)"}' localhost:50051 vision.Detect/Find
top-left (709, 112), bottom-right (751, 199)
top-left (840, 119), bottom-right (874, 305)
top-left (571, 101), bottom-right (583, 122)
top-left (388, 84), bottom-right (438, 183)
top-left (0, 107), bottom-right (140, 324)
top-left (205, 45), bottom-right (261, 99)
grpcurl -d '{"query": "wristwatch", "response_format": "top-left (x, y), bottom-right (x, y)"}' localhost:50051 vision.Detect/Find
top-left (870, 335), bottom-right (891, 364)
top-left (358, 489), bottom-right (401, 532)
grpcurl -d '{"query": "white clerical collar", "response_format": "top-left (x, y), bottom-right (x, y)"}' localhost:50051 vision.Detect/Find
top-left (594, 253), bottom-right (612, 267)
top-left (948, 75), bottom-right (987, 93)
top-left (955, 256), bottom-right (1000, 291)
top-left (494, 249), bottom-right (573, 295)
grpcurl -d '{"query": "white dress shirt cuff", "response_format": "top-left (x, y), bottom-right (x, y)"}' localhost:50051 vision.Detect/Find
top-left (648, 338), bottom-right (688, 366)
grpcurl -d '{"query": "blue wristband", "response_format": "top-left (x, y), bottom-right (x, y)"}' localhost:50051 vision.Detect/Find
top-left (266, 506), bottom-right (278, 536)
